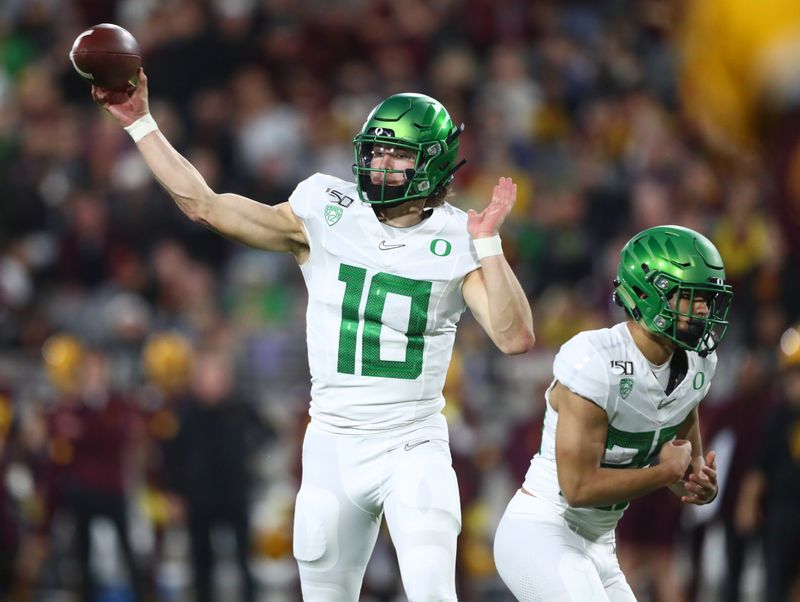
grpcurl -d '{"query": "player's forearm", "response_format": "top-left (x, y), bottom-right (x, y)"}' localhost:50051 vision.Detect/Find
top-left (677, 408), bottom-right (702, 455)
top-left (136, 131), bottom-right (216, 222)
top-left (668, 409), bottom-right (703, 499)
top-left (562, 463), bottom-right (680, 508)
top-left (479, 255), bottom-right (534, 354)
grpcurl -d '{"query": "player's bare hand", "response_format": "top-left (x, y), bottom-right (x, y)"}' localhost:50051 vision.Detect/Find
top-left (658, 438), bottom-right (692, 483)
top-left (92, 67), bottom-right (149, 127)
top-left (681, 450), bottom-right (718, 505)
top-left (468, 177), bottom-right (516, 239)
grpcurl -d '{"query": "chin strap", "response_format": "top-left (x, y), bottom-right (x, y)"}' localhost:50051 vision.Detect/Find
top-left (697, 330), bottom-right (719, 358)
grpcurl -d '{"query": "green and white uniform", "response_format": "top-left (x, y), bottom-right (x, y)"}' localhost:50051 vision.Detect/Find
top-left (288, 173), bottom-right (479, 602)
top-left (494, 322), bottom-right (717, 602)
top-left (290, 172), bottom-right (479, 433)
top-left (526, 321), bottom-right (717, 539)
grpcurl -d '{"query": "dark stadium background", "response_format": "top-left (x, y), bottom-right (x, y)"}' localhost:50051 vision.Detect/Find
top-left (1, 1), bottom-right (799, 600)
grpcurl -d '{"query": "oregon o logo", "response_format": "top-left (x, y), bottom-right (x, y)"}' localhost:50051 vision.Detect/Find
top-left (693, 372), bottom-right (705, 390)
top-left (430, 239), bottom-right (452, 257)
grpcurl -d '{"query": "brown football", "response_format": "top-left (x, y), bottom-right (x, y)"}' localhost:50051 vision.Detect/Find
top-left (69, 23), bottom-right (141, 91)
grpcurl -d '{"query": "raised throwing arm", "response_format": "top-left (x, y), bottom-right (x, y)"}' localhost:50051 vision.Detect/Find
top-left (92, 69), bottom-right (308, 258)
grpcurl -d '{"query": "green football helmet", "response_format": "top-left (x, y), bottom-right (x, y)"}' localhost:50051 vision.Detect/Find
top-left (613, 225), bottom-right (733, 356)
top-left (353, 93), bottom-right (465, 205)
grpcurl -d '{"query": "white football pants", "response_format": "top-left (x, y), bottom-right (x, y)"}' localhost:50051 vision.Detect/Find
top-left (293, 415), bottom-right (461, 601)
top-left (493, 490), bottom-right (637, 602)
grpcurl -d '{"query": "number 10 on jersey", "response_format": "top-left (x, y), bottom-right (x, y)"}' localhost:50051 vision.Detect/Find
top-left (337, 263), bottom-right (432, 379)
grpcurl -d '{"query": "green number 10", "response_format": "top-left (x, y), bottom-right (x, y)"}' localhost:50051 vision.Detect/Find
top-left (337, 263), bottom-right (432, 379)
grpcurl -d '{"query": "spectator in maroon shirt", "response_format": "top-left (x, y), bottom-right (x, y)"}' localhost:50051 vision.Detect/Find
top-left (42, 342), bottom-right (148, 602)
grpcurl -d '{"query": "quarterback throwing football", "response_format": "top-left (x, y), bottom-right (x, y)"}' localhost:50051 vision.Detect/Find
top-left (493, 226), bottom-right (732, 601)
top-left (93, 69), bottom-right (534, 601)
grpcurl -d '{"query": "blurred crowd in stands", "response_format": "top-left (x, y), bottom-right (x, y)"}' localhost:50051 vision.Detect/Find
top-left (1, 0), bottom-right (799, 600)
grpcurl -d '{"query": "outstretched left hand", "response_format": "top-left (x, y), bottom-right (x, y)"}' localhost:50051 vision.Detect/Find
top-left (681, 450), bottom-right (718, 505)
top-left (467, 177), bottom-right (517, 239)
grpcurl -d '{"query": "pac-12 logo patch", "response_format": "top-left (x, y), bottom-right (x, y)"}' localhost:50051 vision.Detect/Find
top-left (619, 378), bottom-right (634, 400)
top-left (325, 204), bottom-right (343, 226)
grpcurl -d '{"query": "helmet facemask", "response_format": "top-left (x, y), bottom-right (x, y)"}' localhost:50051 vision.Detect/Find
top-left (353, 134), bottom-right (427, 204)
top-left (352, 93), bottom-right (465, 205)
top-left (647, 274), bottom-right (733, 356)
top-left (613, 225), bottom-right (734, 357)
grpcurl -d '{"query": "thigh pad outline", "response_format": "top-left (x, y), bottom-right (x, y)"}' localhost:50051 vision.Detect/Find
top-left (293, 487), bottom-right (340, 567)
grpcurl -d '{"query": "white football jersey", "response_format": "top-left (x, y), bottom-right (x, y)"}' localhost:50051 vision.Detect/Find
top-left (289, 173), bottom-right (480, 433)
top-left (522, 322), bottom-right (717, 540)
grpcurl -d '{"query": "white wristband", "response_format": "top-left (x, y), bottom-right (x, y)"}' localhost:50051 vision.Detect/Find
top-left (473, 234), bottom-right (503, 259)
top-left (124, 113), bottom-right (159, 143)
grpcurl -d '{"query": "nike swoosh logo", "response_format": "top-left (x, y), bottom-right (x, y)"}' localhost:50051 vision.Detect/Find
top-left (657, 398), bottom-right (676, 409)
top-left (379, 240), bottom-right (406, 250)
top-left (403, 439), bottom-right (430, 452)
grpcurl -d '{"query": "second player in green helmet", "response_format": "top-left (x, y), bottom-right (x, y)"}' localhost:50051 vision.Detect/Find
top-left (353, 93), bottom-right (465, 205)
top-left (613, 225), bottom-right (733, 356)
